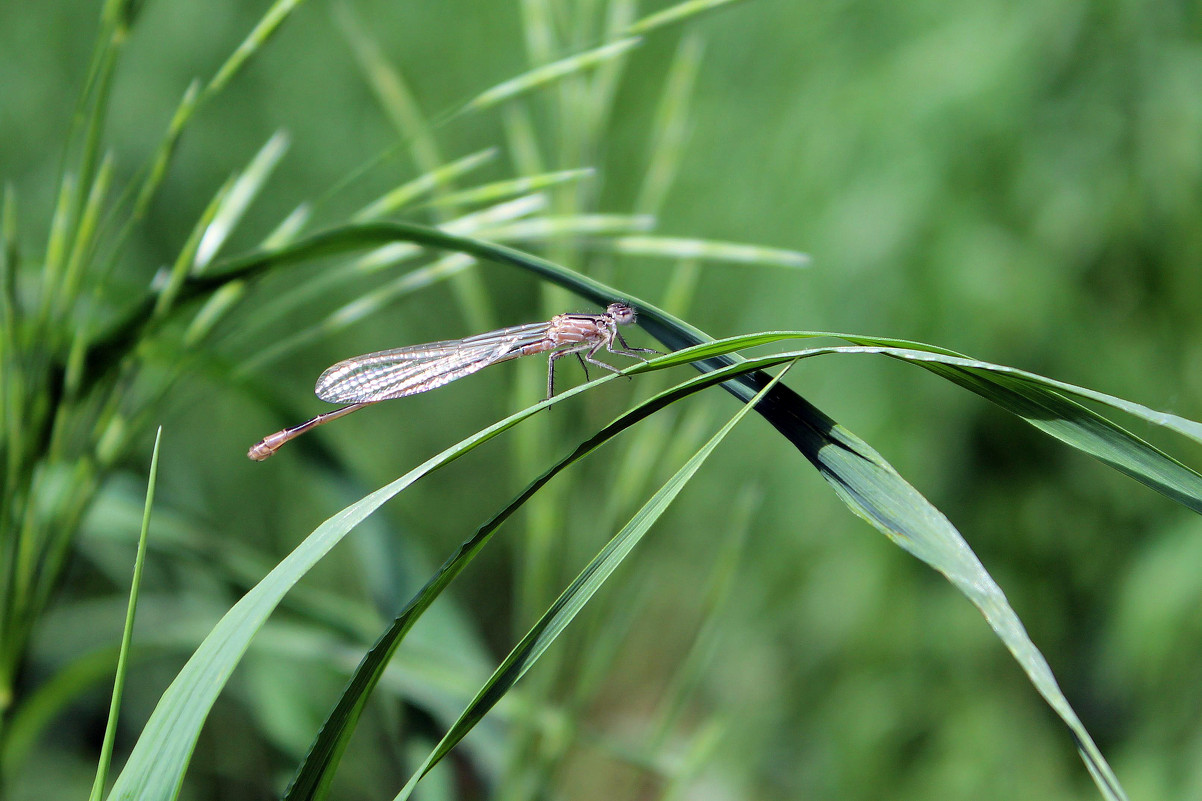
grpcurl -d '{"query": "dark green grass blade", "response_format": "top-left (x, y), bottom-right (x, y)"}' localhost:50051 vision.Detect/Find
top-left (622, 334), bottom-right (1202, 513)
top-left (391, 365), bottom-right (792, 801)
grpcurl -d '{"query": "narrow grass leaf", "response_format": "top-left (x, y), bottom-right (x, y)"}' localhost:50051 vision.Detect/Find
top-left (393, 364), bottom-right (793, 799)
top-left (461, 38), bottom-right (642, 114)
top-left (353, 149), bottom-right (498, 221)
top-left (104, 379), bottom-right (604, 801)
top-left (635, 333), bottom-right (1202, 510)
top-left (626, 0), bottom-right (749, 35)
top-left (151, 179), bottom-right (230, 318)
top-left (38, 173), bottom-right (77, 327)
top-left (421, 169), bottom-right (595, 209)
top-left (264, 203), bottom-right (311, 248)
top-left (195, 132), bottom-right (290, 270)
top-left (133, 81), bottom-right (202, 221)
top-left (60, 153), bottom-right (114, 309)
top-left (207, 0), bottom-right (308, 96)
top-left (482, 214), bottom-right (656, 241)
top-left (89, 427), bottom-right (161, 801)
top-left (607, 235), bottom-right (810, 268)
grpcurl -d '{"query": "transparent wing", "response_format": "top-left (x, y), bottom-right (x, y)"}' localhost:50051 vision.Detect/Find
top-left (315, 321), bottom-right (551, 403)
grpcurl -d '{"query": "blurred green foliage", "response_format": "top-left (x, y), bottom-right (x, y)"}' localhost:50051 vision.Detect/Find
top-left (1, 0), bottom-right (1200, 799)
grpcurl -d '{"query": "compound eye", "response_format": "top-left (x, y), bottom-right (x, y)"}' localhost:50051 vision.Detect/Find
top-left (608, 302), bottom-right (636, 324)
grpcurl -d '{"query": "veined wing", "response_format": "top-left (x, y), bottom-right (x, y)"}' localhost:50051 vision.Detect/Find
top-left (315, 321), bottom-right (551, 403)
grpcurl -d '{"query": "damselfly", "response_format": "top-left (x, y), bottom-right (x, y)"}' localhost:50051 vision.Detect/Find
top-left (247, 302), bottom-right (658, 460)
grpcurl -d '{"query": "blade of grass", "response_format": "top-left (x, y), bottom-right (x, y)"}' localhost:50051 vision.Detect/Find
top-left (132, 81), bottom-right (202, 223)
top-left (606, 235), bottom-right (811, 268)
top-left (103, 374), bottom-right (616, 801)
top-left (392, 363), bottom-right (794, 800)
top-left (420, 169), bottom-right (596, 210)
top-left (458, 38), bottom-right (642, 115)
top-left (89, 427), bottom-right (161, 801)
top-left (194, 132), bottom-right (291, 270)
top-left (37, 173), bottom-right (77, 330)
top-left (626, 0), bottom-right (750, 35)
top-left (352, 149), bottom-right (498, 222)
top-left (59, 153), bottom-right (114, 317)
top-left (206, 0), bottom-right (308, 97)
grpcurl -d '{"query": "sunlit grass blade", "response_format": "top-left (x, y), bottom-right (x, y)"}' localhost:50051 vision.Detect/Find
top-left (606, 235), bottom-right (811, 268)
top-left (195, 131), bottom-right (290, 270)
top-left (420, 168), bottom-right (595, 210)
top-left (459, 38), bottom-right (642, 114)
top-left (151, 178), bottom-right (230, 319)
top-left (481, 213), bottom-right (656, 241)
top-left (132, 81), bottom-right (202, 221)
top-left (89, 427), bottom-right (161, 801)
top-left (633, 332), bottom-right (1202, 507)
top-left (184, 281), bottom-right (249, 347)
top-left (353, 149), bottom-right (498, 221)
top-left (584, 3), bottom-right (639, 138)
top-left (206, 0), bottom-right (308, 96)
top-left (392, 364), bottom-right (794, 799)
top-left (518, 0), bottom-right (555, 67)
top-left (59, 153), bottom-right (113, 313)
top-left (626, 0), bottom-right (749, 35)
top-left (38, 173), bottom-right (77, 328)
top-left (264, 203), bottom-right (311, 247)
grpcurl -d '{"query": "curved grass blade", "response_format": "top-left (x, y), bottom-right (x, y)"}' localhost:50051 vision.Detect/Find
top-left (99, 222), bottom-right (1176, 797)
top-left (607, 234), bottom-right (810, 268)
top-left (391, 364), bottom-right (793, 800)
top-left (624, 333), bottom-right (1202, 511)
top-left (626, 0), bottom-right (750, 35)
top-left (194, 131), bottom-right (290, 270)
top-left (102, 373), bottom-right (622, 801)
top-left (280, 360), bottom-right (795, 800)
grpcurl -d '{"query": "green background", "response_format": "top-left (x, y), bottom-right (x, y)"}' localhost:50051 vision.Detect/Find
top-left (2, 0), bottom-right (1200, 798)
